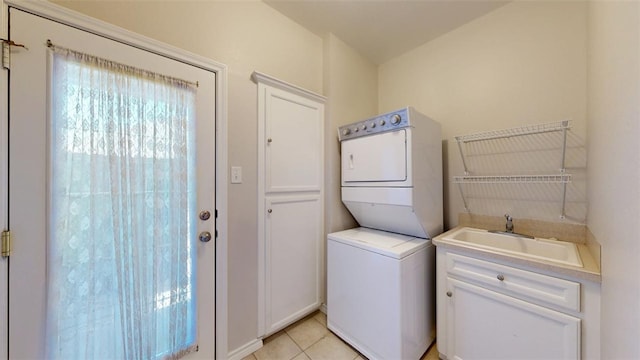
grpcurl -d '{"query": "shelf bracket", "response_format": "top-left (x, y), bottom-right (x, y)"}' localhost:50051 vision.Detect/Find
top-left (560, 120), bottom-right (569, 173)
top-left (560, 182), bottom-right (568, 220)
top-left (456, 181), bottom-right (471, 213)
top-left (455, 137), bottom-right (470, 175)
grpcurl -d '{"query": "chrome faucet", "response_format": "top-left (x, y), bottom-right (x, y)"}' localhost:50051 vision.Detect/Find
top-left (489, 214), bottom-right (534, 238)
top-left (505, 214), bottom-right (514, 233)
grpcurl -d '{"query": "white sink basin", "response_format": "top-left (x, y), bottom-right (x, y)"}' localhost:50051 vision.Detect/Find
top-left (440, 227), bottom-right (583, 267)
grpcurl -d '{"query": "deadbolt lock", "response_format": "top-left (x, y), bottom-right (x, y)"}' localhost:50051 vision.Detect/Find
top-left (199, 210), bottom-right (211, 221)
top-left (199, 231), bottom-right (212, 243)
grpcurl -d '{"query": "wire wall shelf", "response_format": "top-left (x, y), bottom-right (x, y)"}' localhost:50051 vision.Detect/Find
top-left (455, 120), bottom-right (570, 144)
top-left (454, 174), bottom-right (572, 184)
top-left (454, 120), bottom-right (573, 219)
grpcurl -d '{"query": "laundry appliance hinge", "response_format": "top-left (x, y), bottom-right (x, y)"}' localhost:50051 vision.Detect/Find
top-left (1, 230), bottom-right (11, 257)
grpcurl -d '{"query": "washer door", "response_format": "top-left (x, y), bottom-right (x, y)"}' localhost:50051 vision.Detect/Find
top-left (341, 130), bottom-right (407, 183)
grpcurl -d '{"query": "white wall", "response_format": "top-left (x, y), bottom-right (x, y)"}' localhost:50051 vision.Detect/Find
top-left (52, 0), bottom-right (324, 353)
top-left (587, 1), bottom-right (640, 358)
top-left (378, 1), bottom-right (588, 229)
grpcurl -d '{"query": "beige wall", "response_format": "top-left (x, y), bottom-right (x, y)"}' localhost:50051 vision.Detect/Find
top-left (52, 0), bottom-right (324, 353)
top-left (323, 33), bottom-right (378, 236)
top-left (378, 1), bottom-right (588, 229)
top-left (587, 1), bottom-right (640, 358)
top-left (322, 33), bottom-right (378, 308)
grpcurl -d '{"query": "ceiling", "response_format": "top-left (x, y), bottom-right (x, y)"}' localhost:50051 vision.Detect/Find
top-left (264, 0), bottom-right (510, 64)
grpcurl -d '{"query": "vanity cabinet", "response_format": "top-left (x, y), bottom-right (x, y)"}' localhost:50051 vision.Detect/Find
top-left (437, 248), bottom-right (598, 360)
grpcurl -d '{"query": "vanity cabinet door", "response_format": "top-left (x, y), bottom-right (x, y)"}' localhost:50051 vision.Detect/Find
top-left (445, 277), bottom-right (580, 360)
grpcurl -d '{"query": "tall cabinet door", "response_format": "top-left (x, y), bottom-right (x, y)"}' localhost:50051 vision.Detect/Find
top-left (253, 72), bottom-right (325, 337)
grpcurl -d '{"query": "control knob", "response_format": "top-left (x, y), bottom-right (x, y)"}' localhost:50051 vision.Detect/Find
top-left (361, 124), bottom-right (367, 130)
top-left (379, 120), bottom-right (386, 126)
top-left (391, 114), bottom-right (402, 125)
top-left (370, 122), bottom-right (376, 128)
top-left (342, 128), bottom-right (351, 136)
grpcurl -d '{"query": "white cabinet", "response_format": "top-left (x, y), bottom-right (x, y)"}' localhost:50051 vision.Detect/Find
top-left (253, 72), bottom-right (325, 337)
top-left (264, 195), bottom-right (322, 334)
top-left (445, 278), bottom-right (580, 360)
top-left (437, 249), bottom-right (584, 360)
top-left (265, 91), bottom-right (323, 193)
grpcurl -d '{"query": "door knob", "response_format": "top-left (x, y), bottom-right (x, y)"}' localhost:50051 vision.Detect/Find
top-left (446, 291), bottom-right (452, 297)
top-left (199, 210), bottom-right (211, 221)
top-left (267, 209), bottom-right (273, 214)
top-left (199, 231), bottom-right (212, 243)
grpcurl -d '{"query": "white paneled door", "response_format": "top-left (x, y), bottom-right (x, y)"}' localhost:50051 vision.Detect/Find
top-left (264, 195), bottom-right (322, 333)
top-left (8, 8), bottom-right (216, 359)
top-left (254, 72), bottom-right (325, 337)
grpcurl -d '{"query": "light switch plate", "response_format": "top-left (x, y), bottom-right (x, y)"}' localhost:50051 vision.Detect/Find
top-left (231, 166), bottom-right (242, 184)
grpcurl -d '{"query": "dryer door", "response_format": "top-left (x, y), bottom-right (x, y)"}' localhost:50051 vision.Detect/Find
top-left (341, 130), bottom-right (407, 183)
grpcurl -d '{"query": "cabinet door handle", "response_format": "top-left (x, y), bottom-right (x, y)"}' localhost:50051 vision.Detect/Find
top-left (497, 274), bottom-right (505, 281)
top-left (446, 291), bottom-right (452, 297)
top-left (267, 209), bottom-right (272, 214)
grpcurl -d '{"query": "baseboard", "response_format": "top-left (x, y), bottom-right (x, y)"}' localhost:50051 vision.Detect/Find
top-left (320, 303), bottom-right (327, 314)
top-left (227, 338), bottom-right (263, 360)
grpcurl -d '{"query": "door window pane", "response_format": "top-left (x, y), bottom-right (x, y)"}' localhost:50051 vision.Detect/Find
top-left (46, 47), bottom-right (197, 359)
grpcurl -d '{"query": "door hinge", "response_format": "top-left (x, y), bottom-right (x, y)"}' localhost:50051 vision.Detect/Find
top-left (1, 230), bottom-right (11, 257)
top-left (1, 39), bottom-right (28, 70)
top-left (2, 40), bottom-right (10, 70)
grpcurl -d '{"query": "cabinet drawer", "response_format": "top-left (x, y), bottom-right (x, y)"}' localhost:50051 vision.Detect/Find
top-left (446, 253), bottom-right (580, 312)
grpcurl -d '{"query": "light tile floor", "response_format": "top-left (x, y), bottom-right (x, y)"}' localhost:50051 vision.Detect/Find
top-left (243, 311), bottom-right (439, 360)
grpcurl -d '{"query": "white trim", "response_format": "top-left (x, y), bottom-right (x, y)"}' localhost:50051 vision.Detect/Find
top-left (252, 71), bottom-right (326, 104)
top-left (256, 80), bottom-right (267, 336)
top-left (320, 303), bottom-right (327, 314)
top-left (227, 339), bottom-right (263, 360)
top-left (215, 51), bottom-right (230, 360)
top-left (0, 0), bottom-right (8, 358)
top-left (2, 1), bottom-right (229, 358)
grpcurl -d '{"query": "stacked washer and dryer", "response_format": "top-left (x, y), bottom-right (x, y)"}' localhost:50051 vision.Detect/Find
top-left (327, 107), bottom-right (442, 360)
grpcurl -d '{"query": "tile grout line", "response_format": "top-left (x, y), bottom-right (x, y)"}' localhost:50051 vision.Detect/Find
top-left (283, 316), bottom-right (324, 360)
top-left (253, 311), bottom-right (369, 360)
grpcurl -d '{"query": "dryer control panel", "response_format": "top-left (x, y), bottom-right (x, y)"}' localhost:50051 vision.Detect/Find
top-left (338, 108), bottom-right (410, 141)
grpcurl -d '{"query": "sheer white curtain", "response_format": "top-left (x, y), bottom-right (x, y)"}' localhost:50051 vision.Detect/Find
top-left (46, 44), bottom-right (197, 359)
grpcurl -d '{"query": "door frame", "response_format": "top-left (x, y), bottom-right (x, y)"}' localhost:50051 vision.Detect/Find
top-left (0, 1), bottom-right (229, 358)
top-left (0, 2), bottom-right (7, 359)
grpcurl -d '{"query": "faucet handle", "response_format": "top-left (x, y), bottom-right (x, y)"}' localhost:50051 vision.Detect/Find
top-left (505, 214), bottom-right (513, 221)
